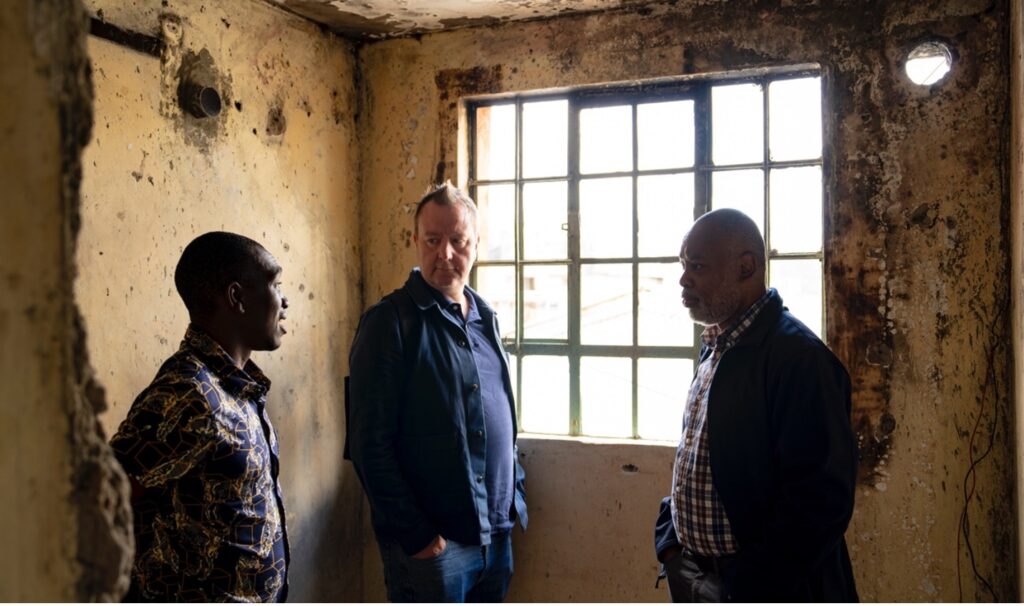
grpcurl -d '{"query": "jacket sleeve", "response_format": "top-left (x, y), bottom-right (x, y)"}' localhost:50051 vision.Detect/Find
top-left (347, 301), bottom-right (438, 555)
top-left (726, 348), bottom-right (857, 601)
top-left (654, 495), bottom-right (682, 561)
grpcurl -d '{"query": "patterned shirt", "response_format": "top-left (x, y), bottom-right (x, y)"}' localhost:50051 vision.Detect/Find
top-left (111, 325), bottom-right (289, 602)
top-left (671, 288), bottom-right (775, 556)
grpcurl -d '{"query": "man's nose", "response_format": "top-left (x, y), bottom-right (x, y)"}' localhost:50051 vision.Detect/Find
top-left (679, 270), bottom-right (691, 288)
top-left (438, 241), bottom-right (454, 259)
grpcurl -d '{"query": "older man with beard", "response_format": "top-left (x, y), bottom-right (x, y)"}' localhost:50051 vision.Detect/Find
top-left (653, 208), bottom-right (859, 602)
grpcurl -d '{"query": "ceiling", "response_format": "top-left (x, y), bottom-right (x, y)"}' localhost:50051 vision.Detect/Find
top-left (267, 0), bottom-right (662, 40)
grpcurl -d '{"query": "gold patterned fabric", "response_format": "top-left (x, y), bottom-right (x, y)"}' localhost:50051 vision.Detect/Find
top-left (111, 325), bottom-right (289, 602)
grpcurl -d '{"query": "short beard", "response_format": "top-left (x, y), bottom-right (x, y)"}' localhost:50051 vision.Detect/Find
top-left (688, 284), bottom-right (744, 327)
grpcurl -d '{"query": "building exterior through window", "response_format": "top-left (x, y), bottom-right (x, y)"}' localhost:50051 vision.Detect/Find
top-left (467, 68), bottom-right (825, 440)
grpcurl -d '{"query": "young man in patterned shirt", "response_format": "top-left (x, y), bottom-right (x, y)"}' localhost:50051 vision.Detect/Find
top-left (654, 209), bottom-right (858, 602)
top-left (111, 232), bottom-right (291, 602)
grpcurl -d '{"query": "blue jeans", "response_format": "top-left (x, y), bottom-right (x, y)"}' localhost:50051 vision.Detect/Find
top-left (377, 532), bottom-right (514, 602)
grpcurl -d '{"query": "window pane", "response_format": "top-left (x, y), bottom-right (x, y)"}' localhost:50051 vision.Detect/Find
top-left (638, 174), bottom-right (694, 258)
top-left (712, 83), bottom-right (764, 166)
top-left (638, 262), bottom-right (693, 347)
top-left (522, 181), bottom-right (567, 260)
top-left (769, 77), bottom-right (821, 162)
top-left (712, 169), bottom-right (764, 234)
top-left (475, 184), bottom-right (515, 261)
top-left (581, 263), bottom-right (632, 346)
top-left (580, 177), bottom-right (632, 259)
top-left (475, 104), bottom-right (516, 180)
top-left (523, 264), bottom-right (567, 339)
top-left (522, 100), bottom-right (567, 178)
top-left (638, 100), bottom-right (695, 170)
top-left (474, 265), bottom-right (516, 340)
top-left (638, 358), bottom-right (693, 441)
top-left (520, 355), bottom-right (569, 434)
top-left (580, 105), bottom-right (633, 174)
top-left (581, 357), bottom-right (632, 438)
top-left (769, 259), bottom-right (823, 338)
top-left (769, 167), bottom-right (822, 254)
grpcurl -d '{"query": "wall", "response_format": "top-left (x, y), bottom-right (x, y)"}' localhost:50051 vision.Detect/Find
top-left (1012, 0), bottom-right (1024, 599)
top-left (0, 0), bottom-right (131, 601)
top-left (357, 0), bottom-right (1015, 601)
top-left (76, 0), bottom-right (364, 600)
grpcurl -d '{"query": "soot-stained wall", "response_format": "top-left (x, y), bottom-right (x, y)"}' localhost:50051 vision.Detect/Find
top-left (76, 0), bottom-right (364, 599)
top-left (357, 0), bottom-right (1014, 601)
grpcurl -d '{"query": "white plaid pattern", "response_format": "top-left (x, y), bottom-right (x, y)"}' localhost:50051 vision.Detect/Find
top-left (670, 289), bottom-right (775, 556)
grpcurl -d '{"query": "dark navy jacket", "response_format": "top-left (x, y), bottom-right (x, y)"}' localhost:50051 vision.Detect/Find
top-left (655, 292), bottom-right (859, 602)
top-left (348, 270), bottom-right (528, 555)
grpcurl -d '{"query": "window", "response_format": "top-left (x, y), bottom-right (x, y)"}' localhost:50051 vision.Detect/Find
top-left (468, 69), bottom-right (824, 440)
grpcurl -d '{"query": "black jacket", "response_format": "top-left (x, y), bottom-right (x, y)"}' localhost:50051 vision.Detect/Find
top-left (348, 270), bottom-right (527, 556)
top-left (655, 292), bottom-right (859, 602)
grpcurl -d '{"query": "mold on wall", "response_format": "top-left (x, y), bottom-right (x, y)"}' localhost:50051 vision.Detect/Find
top-left (357, 0), bottom-right (1015, 600)
top-left (0, 0), bottom-right (132, 600)
top-left (1011, 0), bottom-right (1023, 598)
top-left (77, 0), bottom-right (364, 599)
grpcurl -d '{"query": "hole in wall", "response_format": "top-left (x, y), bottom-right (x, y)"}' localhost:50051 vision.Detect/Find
top-left (904, 41), bottom-right (953, 86)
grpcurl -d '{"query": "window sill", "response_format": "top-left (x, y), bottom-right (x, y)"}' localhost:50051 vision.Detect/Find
top-left (517, 432), bottom-right (677, 449)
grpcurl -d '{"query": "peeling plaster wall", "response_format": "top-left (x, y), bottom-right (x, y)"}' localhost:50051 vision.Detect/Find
top-left (1012, 0), bottom-right (1023, 598)
top-left (76, 0), bottom-right (364, 600)
top-left (0, 0), bottom-right (131, 601)
top-left (358, 1), bottom-right (1015, 601)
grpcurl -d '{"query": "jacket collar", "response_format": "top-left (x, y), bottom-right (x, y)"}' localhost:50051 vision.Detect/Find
top-left (404, 268), bottom-right (496, 318)
top-left (729, 288), bottom-right (785, 349)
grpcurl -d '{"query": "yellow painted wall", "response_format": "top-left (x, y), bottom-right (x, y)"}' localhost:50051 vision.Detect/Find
top-left (0, 1), bottom-right (77, 599)
top-left (357, 1), bottom-right (1015, 601)
top-left (77, 0), bottom-right (364, 599)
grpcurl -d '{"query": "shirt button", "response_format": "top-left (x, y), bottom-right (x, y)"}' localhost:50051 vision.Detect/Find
top-left (476, 475), bottom-right (484, 483)
top-left (475, 429), bottom-right (484, 438)
top-left (459, 339), bottom-right (468, 347)
top-left (470, 383), bottom-right (479, 392)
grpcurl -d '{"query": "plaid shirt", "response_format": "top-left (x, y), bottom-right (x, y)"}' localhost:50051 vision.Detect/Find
top-left (671, 288), bottom-right (775, 556)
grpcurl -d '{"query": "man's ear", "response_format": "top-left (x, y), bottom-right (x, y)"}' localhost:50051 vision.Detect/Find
top-left (226, 282), bottom-right (245, 313)
top-left (738, 252), bottom-right (756, 280)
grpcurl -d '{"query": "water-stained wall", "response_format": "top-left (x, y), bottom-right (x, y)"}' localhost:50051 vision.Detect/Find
top-left (357, 0), bottom-right (1015, 600)
top-left (1012, 0), bottom-right (1023, 599)
top-left (76, 0), bottom-right (363, 599)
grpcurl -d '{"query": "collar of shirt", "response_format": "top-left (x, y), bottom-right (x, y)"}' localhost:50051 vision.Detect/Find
top-left (424, 282), bottom-right (481, 326)
top-left (181, 324), bottom-right (272, 400)
top-left (700, 288), bottom-right (777, 352)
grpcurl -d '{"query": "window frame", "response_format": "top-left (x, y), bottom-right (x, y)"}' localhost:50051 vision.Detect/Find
top-left (466, 66), bottom-right (825, 439)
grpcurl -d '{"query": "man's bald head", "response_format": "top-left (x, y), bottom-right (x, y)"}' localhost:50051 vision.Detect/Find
top-left (689, 208), bottom-right (767, 272)
top-left (678, 209), bottom-right (767, 327)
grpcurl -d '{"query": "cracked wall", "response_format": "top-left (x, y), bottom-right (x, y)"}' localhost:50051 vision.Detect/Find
top-left (76, 0), bottom-right (364, 600)
top-left (358, 0), bottom-right (1015, 600)
top-left (0, 0), bottom-right (132, 600)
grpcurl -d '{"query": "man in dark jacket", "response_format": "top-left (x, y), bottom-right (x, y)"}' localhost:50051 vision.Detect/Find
top-left (654, 208), bottom-right (858, 602)
top-left (348, 183), bottom-right (527, 602)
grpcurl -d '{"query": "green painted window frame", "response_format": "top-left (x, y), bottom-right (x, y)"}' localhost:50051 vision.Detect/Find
top-left (467, 66), bottom-right (825, 439)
